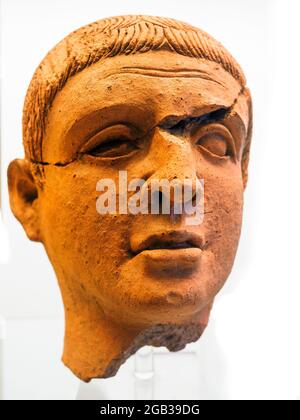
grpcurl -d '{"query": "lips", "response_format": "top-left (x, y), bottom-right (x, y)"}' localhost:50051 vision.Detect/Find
top-left (131, 230), bottom-right (204, 255)
top-left (130, 231), bottom-right (204, 273)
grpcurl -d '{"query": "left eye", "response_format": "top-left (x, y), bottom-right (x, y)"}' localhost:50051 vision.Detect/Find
top-left (194, 124), bottom-right (235, 158)
top-left (197, 133), bottom-right (228, 157)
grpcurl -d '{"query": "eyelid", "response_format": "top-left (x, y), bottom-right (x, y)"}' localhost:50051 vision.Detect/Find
top-left (192, 123), bottom-right (237, 159)
top-left (79, 124), bottom-right (137, 154)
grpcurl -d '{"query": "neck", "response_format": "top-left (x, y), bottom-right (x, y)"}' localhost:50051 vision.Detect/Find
top-left (62, 296), bottom-right (212, 382)
top-left (62, 295), bottom-right (139, 381)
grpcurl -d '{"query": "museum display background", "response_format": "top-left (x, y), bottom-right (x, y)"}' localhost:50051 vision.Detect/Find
top-left (1, 0), bottom-right (300, 399)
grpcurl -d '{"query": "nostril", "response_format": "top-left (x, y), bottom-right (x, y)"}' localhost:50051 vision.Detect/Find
top-left (192, 194), bottom-right (197, 207)
top-left (157, 191), bottom-right (164, 214)
top-left (158, 190), bottom-right (163, 202)
top-left (142, 171), bottom-right (155, 182)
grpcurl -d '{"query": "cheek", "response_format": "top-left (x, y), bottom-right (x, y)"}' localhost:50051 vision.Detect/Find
top-left (38, 165), bottom-right (132, 294)
top-left (202, 165), bottom-right (244, 279)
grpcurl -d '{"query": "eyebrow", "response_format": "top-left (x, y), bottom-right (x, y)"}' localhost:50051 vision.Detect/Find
top-left (158, 108), bottom-right (228, 132)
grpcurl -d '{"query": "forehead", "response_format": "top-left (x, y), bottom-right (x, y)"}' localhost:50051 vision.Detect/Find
top-left (42, 50), bottom-right (246, 162)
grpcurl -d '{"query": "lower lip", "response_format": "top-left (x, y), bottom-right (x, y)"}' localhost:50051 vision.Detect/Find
top-left (137, 248), bottom-right (202, 272)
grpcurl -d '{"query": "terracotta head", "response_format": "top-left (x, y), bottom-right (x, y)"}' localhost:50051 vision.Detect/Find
top-left (8, 15), bottom-right (252, 381)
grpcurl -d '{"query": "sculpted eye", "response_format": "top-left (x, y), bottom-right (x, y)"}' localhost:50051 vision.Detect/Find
top-left (80, 124), bottom-right (139, 159)
top-left (197, 133), bottom-right (228, 157)
top-left (87, 137), bottom-right (137, 158)
top-left (194, 123), bottom-right (235, 159)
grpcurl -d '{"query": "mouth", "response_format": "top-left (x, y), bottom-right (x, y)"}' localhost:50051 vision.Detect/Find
top-left (131, 231), bottom-right (204, 254)
top-left (130, 231), bottom-right (204, 273)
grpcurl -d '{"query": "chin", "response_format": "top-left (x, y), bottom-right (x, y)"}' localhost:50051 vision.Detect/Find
top-left (95, 248), bottom-right (225, 330)
top-left (102, 278), bottom-right (214, 331)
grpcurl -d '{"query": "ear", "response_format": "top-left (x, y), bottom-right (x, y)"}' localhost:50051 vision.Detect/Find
top-left (7, 159), bottom-right (42, 242)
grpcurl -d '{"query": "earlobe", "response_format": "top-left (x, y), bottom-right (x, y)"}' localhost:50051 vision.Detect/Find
top-left (7, 159), bottom-right (42, 242)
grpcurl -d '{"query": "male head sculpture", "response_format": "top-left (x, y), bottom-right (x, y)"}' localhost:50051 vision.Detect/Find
top-left (7, 15), bottom-right (252, 381)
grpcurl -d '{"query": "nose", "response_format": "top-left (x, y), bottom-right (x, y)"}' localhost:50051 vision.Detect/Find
top-left (142, 127), bottom-right (202, 208)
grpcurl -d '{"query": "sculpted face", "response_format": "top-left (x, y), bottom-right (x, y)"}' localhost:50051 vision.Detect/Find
top-left (7, 16), bottom-right (252, 381)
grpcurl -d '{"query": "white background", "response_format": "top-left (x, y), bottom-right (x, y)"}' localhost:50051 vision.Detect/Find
top-left (0, 0), bottom-right (300, 400)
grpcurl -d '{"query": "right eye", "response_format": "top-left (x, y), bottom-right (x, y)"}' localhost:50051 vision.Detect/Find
top-left (80, 125), bottom-right (139, 159)
top-left (87, 137), bottom-right (137, 158)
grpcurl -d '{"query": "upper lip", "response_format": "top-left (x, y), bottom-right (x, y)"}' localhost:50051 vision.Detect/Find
top-left (131, 231), bottom-right (204, 255)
